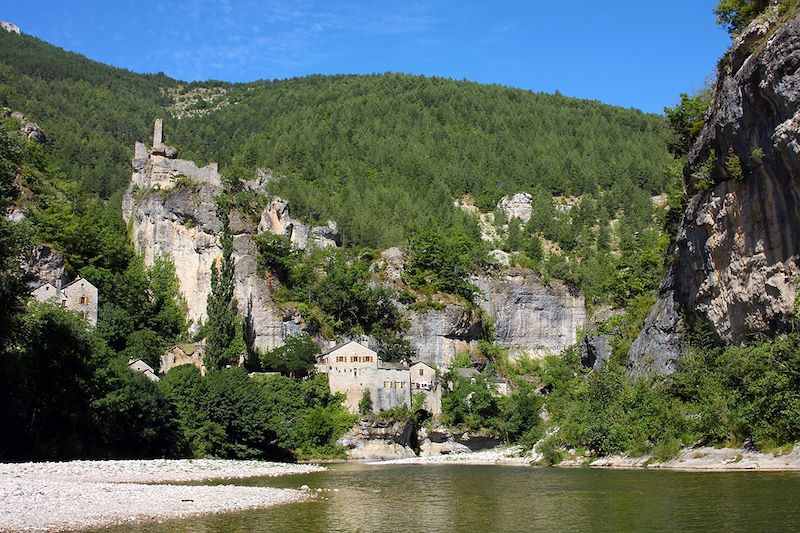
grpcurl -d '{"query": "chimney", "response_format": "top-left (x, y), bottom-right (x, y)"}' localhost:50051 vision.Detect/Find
top-left (153, 118), bottom-right (163, 147)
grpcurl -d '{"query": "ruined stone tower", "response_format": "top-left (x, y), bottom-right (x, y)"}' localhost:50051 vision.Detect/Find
top-left (152, 118), bottom-right (163, 147)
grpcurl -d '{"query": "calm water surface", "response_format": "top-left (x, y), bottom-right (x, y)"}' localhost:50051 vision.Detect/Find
top-left (106, 464), bottom-right (800, 532)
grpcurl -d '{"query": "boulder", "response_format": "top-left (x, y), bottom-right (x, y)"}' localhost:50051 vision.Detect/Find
top-left (337, 418), bottom-right (418, 461)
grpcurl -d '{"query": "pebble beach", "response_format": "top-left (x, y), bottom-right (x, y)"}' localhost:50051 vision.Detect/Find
top-left (0, 459), bottom-right (324, 531)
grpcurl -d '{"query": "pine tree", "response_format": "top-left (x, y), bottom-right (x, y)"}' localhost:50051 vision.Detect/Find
top-left (204, 204), bottom-right (244, 370)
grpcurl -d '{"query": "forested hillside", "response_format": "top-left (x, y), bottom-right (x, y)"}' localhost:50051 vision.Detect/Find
top-left (0, 31), bottom-right (179, 198)
top-left (0, 29), bottom-right (675, 249)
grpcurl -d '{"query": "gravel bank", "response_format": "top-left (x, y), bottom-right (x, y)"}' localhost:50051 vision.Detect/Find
top-left (559, 445), bottom-right (800, 471)
top-left (369, 446), bottom-right (529, 466)
top-left (0, 459), bottom-right (324, 483)
top-left (0, 460), bottom-right (324, 531)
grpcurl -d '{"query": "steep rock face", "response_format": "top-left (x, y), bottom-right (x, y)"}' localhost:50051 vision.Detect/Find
top-left (123, 125), bottom-right (294, 351)
top-left (629, 12), bottom-right (800, 374)
top-left (580, 334), bottom-right (613, 371)
top-left (231, 233), bottom-right (288, 352)
top-left (25, 245), bottom-right (68, 289)
top-left (126, 184), bottom-right (222, 326)
top-left (404, 304), bottom-right (483, 368)
top-left (473, 269), bottom-right (586, 358)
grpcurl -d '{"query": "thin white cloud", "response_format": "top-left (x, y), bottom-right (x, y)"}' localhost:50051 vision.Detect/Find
top-left (140, 0), bottom-right (442, 80)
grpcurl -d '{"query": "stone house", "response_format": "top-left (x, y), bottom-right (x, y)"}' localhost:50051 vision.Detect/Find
top-left (160, 343), bottom-right (206, 376)
top-left (31, 276), bottom-right (98, 326)
top-left (410, 361), bottom-right (442, 415)
top-left (31, 282), bottom-right (64, 305)
top-left (128, 358), bottom-right (160, 382)
top-left (316, 341), bottom-right (443, 415)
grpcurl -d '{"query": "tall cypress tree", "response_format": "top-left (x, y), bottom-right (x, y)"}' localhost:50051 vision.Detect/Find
top-left (204, 203), bottom-right (244, 370)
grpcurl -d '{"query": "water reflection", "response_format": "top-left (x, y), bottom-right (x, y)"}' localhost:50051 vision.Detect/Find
top-left (102, 464), bottom-right (800, 533)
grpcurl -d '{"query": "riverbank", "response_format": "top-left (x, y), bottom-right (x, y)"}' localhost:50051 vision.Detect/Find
top-left (0, 459), bottom-right (324, 531)
top-left (368, 442), bottom-right (800, 472)
top-left (561, 445), bottom-right (800, 471)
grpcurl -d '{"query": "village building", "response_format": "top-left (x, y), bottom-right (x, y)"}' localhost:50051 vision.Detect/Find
top-left (31, 282), bottom-right (64, 305)
top-left (128, 358), bottom-right (160, 382)
top-left (30, 276), bottom-right (98, 326)
top-left (160, 343), bottom-right (206, 376)
top-left (316, 341), bottom-right (442, 416)
top-left (410, 361), bottom-right (442, 414)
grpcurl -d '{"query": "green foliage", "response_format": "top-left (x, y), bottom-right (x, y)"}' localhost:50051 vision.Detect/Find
top-left (204, 206), bottom-right (245, 369)
top-left (406, 229), bottom-right (484, 302)
top-left (0, 31), bottom-right (175, 197)
top-left (0, 125), bottom-right (31, 352)
top-left (0, 303), bottom-right (181, 460)
top-left (725, 147), bottom-right (745, 181)
top-left (266, 246), bottom-right (405, 339)
top-left (442, 372), bottom-right (501, 432)
top-left (257, 373), bottom-right (356, 458)
top-left (256, 232), bottom-right (296, 283)
top-left (714, 0), bottom-right (771, 34)
top-left (501, 381), bottom-right (544, 447)
top-left (359, 389), bottom-right (373, 415)
top-left (259, 333), bottom-right (320, 377)
top-left (0, 27), bottom-right (674, 248)
top-left (91, 358), bottom-right (184, 458)
top-left (122, 328), bottom-right (167, 370)
top-left (664, 89), bottom-right (712, 158)
top-left (159, 368), bottom-right (355, 459)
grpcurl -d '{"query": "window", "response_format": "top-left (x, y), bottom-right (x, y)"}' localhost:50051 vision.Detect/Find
top-left (384, 381), bottom-right (390, 388)
top-left (364, 356), bottom-right (373, 363)
top-left (419, 369), bottom-right (424, 376)
top-left (79, 296), bottom-right (88, 305)
top-left (336, 356), bottom-right (346, 363)
top-left (351, 356), bottom-right (359, 362)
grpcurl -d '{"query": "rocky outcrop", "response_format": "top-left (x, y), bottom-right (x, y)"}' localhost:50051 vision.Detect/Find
top-left (418, 427), bottom-right (503, 456)
top-left (126, 183), bottom-right (222, 327)
top-left (24, 245), bottom-right (68, 289)
top-left (2, 108), bottom-right (45, 143)
top-left (0, 21), bottom-right (20, 35)
top-left (580, 334), bottom-right (613, 371)
top-left (337, 419), bottom-right (418, 460)
top-left (473, 269), bottom-right (586, 359)
top-left (231, 233), bottom-right (289, 351)
top-left (629, 11), bottom-right (800, 374)
top-left (258, 197), bottom-right (340, 250)
top-left (123, 121), bottom-right (302, 351)
top-left (497, 192), bottom-right (533, 223)
top-left (404, 304), bottom-right (483, 368)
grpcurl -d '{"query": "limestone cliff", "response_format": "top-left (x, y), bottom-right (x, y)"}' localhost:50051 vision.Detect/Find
top-left (122, 122), bottom-right (306, 351)
top-left (629, 11), bottom-right (800, 374)
top-left (405, 303), bottom-right (483, 368)
top-left (473, 269), bottom-right (586, 359)
top-left (399, 266), bottom-right (585, 367)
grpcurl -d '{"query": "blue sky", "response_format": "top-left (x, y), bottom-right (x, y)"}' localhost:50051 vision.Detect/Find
top-left (4, 1), bottom-right (729, 113)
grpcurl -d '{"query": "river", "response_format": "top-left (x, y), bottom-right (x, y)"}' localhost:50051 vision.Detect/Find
top-left (105, 464), bottom-right (800, 532)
